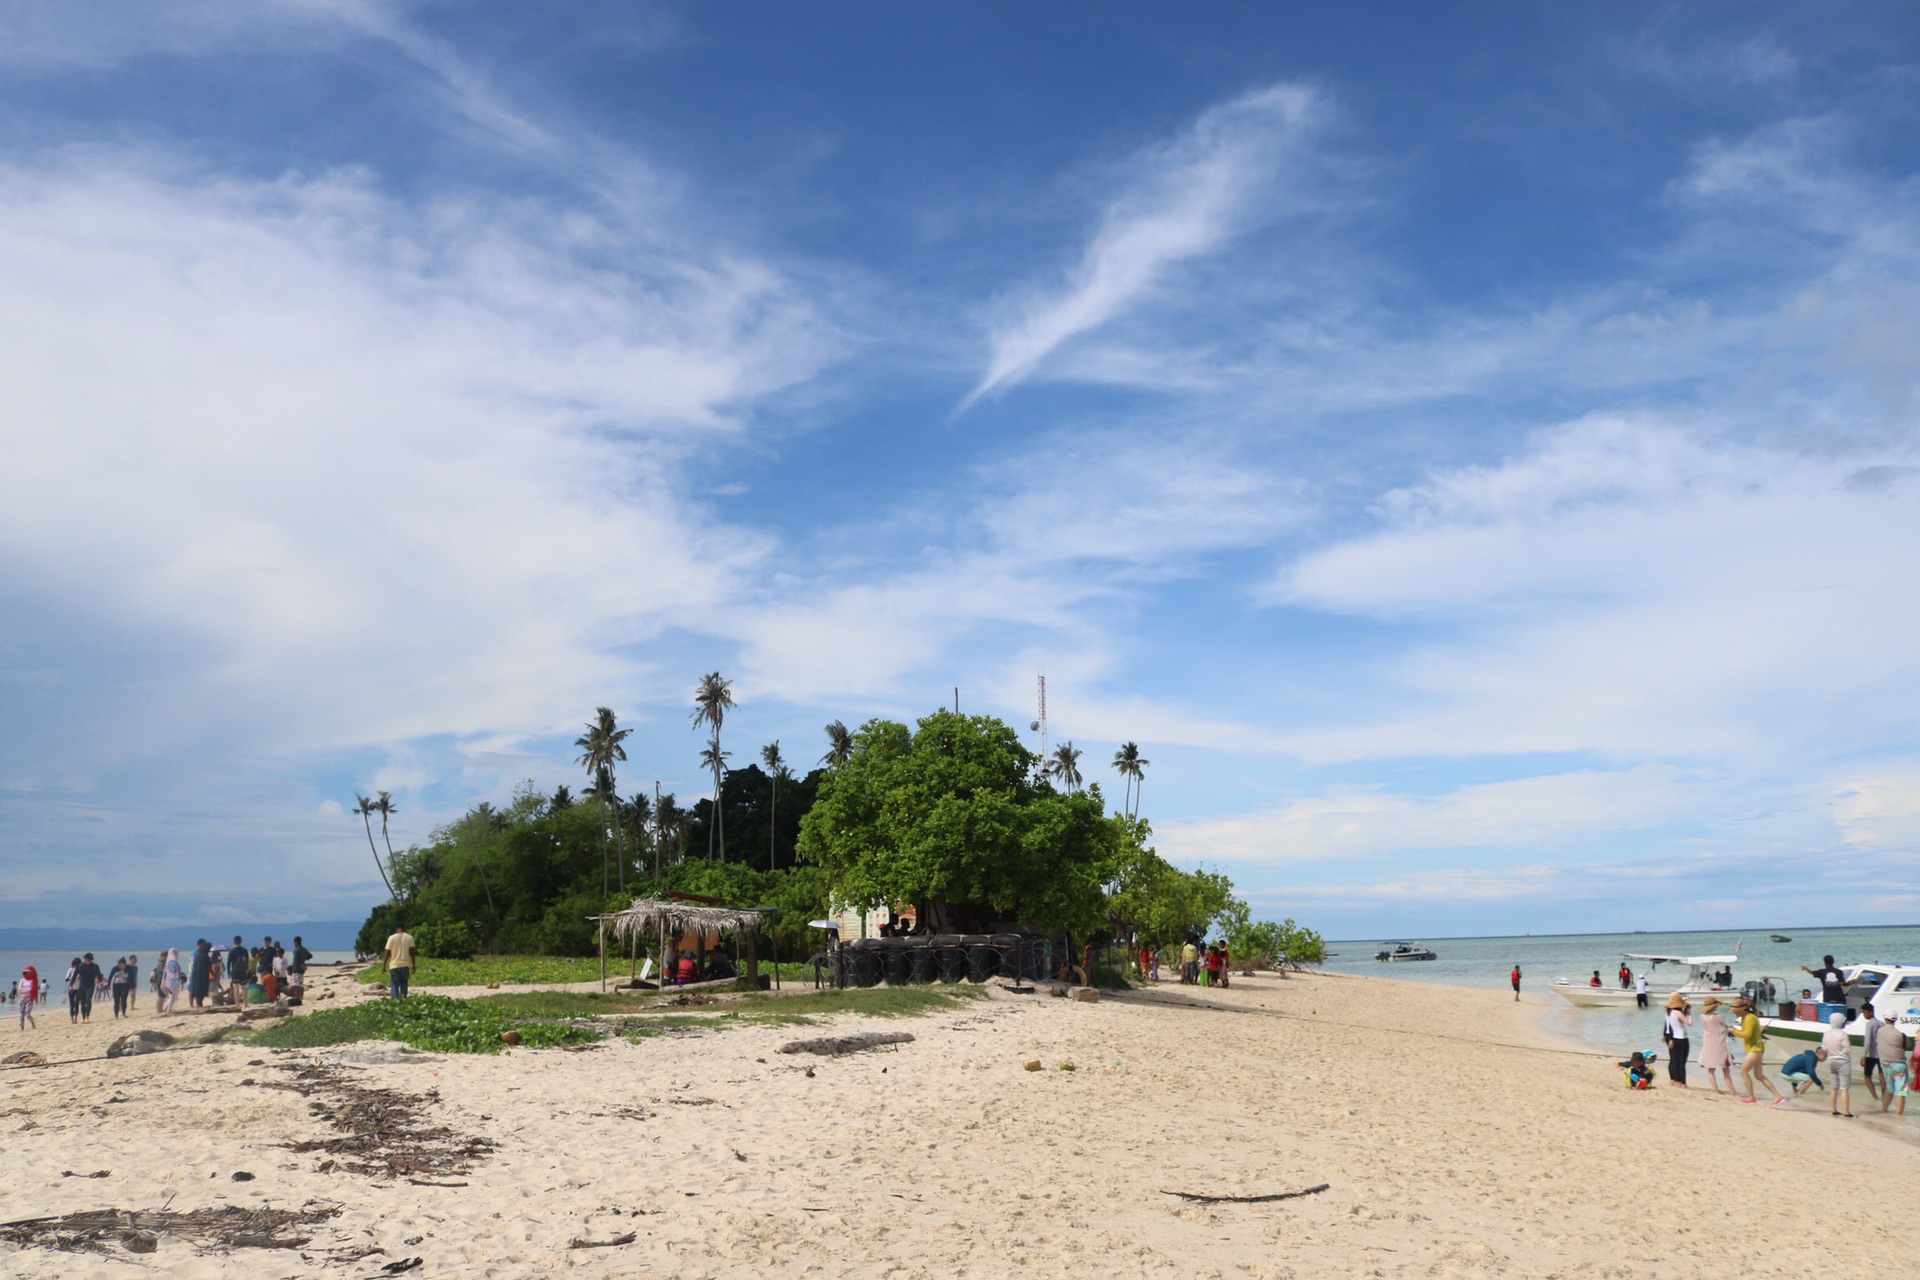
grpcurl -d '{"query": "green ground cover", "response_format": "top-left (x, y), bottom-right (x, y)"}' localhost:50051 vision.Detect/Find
top-left (355, 955), bottom-right (825, 988)
top-left (247, 994), bottom-right (599, 1054)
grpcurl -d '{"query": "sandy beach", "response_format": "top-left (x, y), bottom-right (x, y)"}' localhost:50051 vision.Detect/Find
top-left (2, 966), bottom-right (1911, 1279)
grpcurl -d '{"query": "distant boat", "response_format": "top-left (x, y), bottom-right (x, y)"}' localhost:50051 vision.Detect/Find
top-left (1374, 942), bottom-right (1437, 962)
top-left (1770, 934), bottom-right (1791, 943)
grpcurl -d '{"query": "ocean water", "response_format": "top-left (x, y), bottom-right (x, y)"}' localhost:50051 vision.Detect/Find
top-left (1323, 924), bottom-right (1920, 1055)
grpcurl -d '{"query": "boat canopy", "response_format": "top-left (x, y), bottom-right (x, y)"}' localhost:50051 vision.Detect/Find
top-left (1622, 953), bottom-right (1738, 966)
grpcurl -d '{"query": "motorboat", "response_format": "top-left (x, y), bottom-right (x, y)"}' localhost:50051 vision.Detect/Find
top-left (1551, 953), bottom-right (1738, 1009)
top-left (1374, 942), bottom-right (1437, 962)
top-left (1770, 934), bottom-right (1791, 943)
top-left (1745, 963), bottom-right (1920, 1059)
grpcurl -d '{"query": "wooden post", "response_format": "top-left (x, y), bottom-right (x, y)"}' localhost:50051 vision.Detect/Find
top-left (746, 925), bottom-right (760, 988)
top-left (598, 918), bottom-right (607, 993)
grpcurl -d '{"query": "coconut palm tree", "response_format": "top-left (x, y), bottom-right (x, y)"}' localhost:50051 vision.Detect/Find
top-left (575, 707), bottom-right (632, 896)
top-left (623, 790), bottom-right (652, 883)
top-left (372, 791), bottom-right (403, 896)
top-left (1050, 741), bottom-right (1084, 792)
top-left (1112, 741), bottom-right (1148, 819)
top-left (698, 740), bottom-right (732, 861)
top-left (653, 792), bottom-right (684, 875)
top-left (689, 674), bottom-right (735, 860)
top-left (821, 719), bottom-right (853, 767)
top-left (761, 741), bottom-right (789, 871)
top-left (353, 793), bottom-right (396, 901)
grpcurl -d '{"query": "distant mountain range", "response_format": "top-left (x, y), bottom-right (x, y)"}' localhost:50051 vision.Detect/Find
top-left (0, 921), bottom-right (360, 951)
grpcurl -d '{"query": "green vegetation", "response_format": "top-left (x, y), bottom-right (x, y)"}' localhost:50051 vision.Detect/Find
top-left (355, 954), bottom-right (609, 987)
top-left (247, 994), bottom-right (599, 1054)
top-left (797, 710), bottom-right (1121, 936)
top-left (1218, 903), bottom-right (1327, 970)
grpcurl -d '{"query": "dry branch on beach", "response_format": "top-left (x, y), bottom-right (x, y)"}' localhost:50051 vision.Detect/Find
top-left (776, 1031), bottom-right (915, 1055)
top-left (0, 1204), bottom-right (340, 1254)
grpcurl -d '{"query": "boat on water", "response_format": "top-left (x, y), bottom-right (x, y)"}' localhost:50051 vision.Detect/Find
top-left (1551, 953), bottom-right (1738, 1009)
top-left (1375, 942), bottom-right (1437, 962)
top-left (1746, 963), bottom-right (1920, 1059)
top-left (1770, 934), bottom-right (1791, 942)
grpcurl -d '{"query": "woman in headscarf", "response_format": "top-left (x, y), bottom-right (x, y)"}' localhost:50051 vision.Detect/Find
top-left (160, 949), bottom-right (184, 1014)
top-left (17, 965), bottom-right (38, 1029)
top-left (188, 940), bottom-right (212, 1008)
top-left (1697, 997), bottom-right (1734, 1094)
top-left (1822, 1010), bottom-right (1855, 1118)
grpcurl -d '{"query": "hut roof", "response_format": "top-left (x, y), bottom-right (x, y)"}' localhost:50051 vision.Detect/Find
top-left (597, 898), bottom-right (767, 944)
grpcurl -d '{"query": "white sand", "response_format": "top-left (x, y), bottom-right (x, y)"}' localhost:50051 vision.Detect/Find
top-left (2, 966), bottom-right (1911, 1278)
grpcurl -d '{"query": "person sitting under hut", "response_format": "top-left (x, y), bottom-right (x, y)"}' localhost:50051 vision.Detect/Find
top-left (1782, 1047), bottom-right (1827, 1095)
top-left (674, 952), bottom-right (698, 985)
top-left (705, 950), bottom-right (737, 981)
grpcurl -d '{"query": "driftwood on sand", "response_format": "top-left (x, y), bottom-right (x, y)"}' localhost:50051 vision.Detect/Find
top-left (1163, 1183), bottom-right (1331, 1205)
top-left (0, 1204), bottom-right (339, 1254)
top-left (777, 1031), bottom-right (915, 1056)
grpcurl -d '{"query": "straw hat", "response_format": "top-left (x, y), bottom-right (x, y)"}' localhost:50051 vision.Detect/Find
top-left (1702, 997), bottom-right (1721, 1012)
top-left (1665, 993), bottom-right (1689, 1010)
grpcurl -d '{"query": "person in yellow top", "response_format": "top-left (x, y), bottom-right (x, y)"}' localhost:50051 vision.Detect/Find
top-left (1180, 939), bottom-right (1200, 985)
top-left (381, 924), bottom-right (417, 1000)
top-left (1729, 997), bottom-right (1780, 1106)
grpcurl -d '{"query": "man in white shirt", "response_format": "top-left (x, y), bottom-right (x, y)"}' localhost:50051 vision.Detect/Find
top-left (1635, 973), bottom-right (1649, 1009)
top-left (1859, 1003), bottom-right (1886, 1102)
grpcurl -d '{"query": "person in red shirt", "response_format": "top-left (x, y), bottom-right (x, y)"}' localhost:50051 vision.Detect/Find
top-left (1511, 964), bottom-right (1523, 1001)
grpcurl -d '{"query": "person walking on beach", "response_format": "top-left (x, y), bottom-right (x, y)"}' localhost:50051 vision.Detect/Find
top-left (1697, 997), bottom-right (1743, 1097)
top-left (382, 922), bottom-right (417, 999)
top-left (72, 953), bottom-right (101, 1023)
top-left (1634, 972), bottom-right (1649, 1009)
top-left (1875, 1016), bottom-right (1909, 1115)
top-left (225, 936), bottom-right (249, 1006)
top-left (1663, 994), bottom-right (1692, 1089)
top-left (1822, 1011), bottom-right (1855, 1118)
top-left (17, 965), bottom-right (38, 1029)
top-left (1730, 997), bottom-right (1780, 1106)
top-left (1511, 964), bottom-right (1523, 1001)
top-left (109, 958), bottom-right (129, 1019)
top-left (188, 940), bottom-right (212, 1008)
top-left (160, 948), bottom-right (184, 1014)
top-left (1858, 1004), bottom-right (1885, 1102)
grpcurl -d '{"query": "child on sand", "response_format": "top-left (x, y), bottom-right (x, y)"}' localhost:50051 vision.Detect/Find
top-left (1623, 1052), bottom-right (1655, 1089)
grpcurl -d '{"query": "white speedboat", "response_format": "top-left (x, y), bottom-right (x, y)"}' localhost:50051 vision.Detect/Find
top-left (1374, 941), bottom-right (1437, 962)
top-left (1745, 964), bottom-right (1920, 1059)
top-left (1552, 953), bottom-right (1739, 1009)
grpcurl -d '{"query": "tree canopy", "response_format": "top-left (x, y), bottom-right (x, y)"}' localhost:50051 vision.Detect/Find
top-left (796, 710), bottom-right (1121, 936)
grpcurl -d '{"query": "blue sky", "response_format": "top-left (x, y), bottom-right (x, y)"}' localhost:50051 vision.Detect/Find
top-left (3, 2), bottom-right (1919, 937)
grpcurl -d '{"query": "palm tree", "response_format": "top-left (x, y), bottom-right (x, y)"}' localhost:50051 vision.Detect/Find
top-left (575, 707), bottom-right (632, 897)
top-left (821, 719), bottom-right (854, 768)
top-left (698, 740), bottom-right (732, 861)
top-left (1112, 742), bottom-right (1148, 819)
top-left (1050, 741), bottom-right (1084, 792)
top-left (623, 790), bottom-right (652, 879)
top-left (653, 792), bottom-right (683, 875)
top-left (353, 793), bottom-right (396, 901)
top-left (761, 741), bottom-right (789, 871)
top-left (372, 791), bottom-right (403, 896)
top-left (690, 673), bottom-right (736, 861)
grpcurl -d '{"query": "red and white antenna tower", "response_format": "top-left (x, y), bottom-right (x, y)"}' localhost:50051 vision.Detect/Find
top-left (1035, 673), bottom-right (1049, 761)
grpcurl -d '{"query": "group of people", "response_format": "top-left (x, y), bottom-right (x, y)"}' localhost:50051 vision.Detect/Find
top-left (1136, 938), bottom-right (1231, 987)
top-left (1631, 953), bottom-right (1916, 1118)
top-left (12, 936), bottom-right (312, 1031)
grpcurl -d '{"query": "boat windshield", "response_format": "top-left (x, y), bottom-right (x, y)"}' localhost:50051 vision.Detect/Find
top-left (1848, 971), bottom-right (1889, 1005)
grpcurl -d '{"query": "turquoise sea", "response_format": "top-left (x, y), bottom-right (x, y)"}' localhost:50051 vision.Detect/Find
top-left (1323, 924), bottom-right (1920, 1054)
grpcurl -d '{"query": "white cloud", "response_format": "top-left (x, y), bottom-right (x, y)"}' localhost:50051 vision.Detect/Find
top-left (961, 84), bottom-right (1323, 408)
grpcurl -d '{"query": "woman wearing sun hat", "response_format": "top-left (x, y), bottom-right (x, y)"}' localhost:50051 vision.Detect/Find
top-left (1697, 997), bottom-right (1734, 1094)
top-left (1663, 993), bottom-right (1693, 1089)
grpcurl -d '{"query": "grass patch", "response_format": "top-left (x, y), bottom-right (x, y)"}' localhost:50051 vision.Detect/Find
top-left (354, 955), bottom-right (608, 988)
top-left (249, 994), bottom-right (599, 1055)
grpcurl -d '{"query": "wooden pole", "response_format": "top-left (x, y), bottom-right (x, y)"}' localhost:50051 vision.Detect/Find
top-left (746, 924), bottom-right (760, 988)
top-left (599, 918), bottom-right (607, 993)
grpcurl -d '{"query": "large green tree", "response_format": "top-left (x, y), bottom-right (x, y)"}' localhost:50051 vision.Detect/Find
top-left (797, 710), bottom-right (1122, 936)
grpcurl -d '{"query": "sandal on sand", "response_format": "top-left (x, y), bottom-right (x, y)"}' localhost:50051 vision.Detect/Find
top-left (1739, 1098), bottom-right (1757, 1105)
top-left (1770, 1098), bottom-right (1787, 1108)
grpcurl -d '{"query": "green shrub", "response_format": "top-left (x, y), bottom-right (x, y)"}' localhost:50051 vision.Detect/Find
top-left (413, 920), bottom-right (477, 961)
top-left (250, 994), bottom-right (597, 1054)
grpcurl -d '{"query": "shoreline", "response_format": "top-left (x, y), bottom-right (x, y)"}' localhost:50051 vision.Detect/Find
top-left (4, 966), bottom-right (1914, 1278)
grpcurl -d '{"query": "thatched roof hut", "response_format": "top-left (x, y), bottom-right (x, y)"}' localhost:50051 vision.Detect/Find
top-left (597, 899), bottom-right (767, 947)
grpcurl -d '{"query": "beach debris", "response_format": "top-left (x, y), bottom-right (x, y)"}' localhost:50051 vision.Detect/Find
top-left (568, 1231), bottom-right (637, 1249)
top-left (1057, 1061), bottom-right (1076, 1071)
top-left (500, 1030), bottom-right (522, 1045)
top-left (1023, 1060), bottom-right (1042, 1071)
top-left (1069, 987), bottom-right (1101, 1004)
top-left (804, 1067), bottom-right (815, 1077)
top-left (239, 1005), bottom-right (292, 1021)
top-left (2, 1051), bottom-right (49, 1067)
top-left (106, 1030), bottom-right (176, 1059)
top-left (231, 1171), bottom-right (255, 1182)
top-left (282, 1061), bottom-right (494, 1181)
top-left (1163, 1183), bottom-right (1331, 1205)
top-left (777, 1031), bottom-right (915, 1057)
top-left (0, 1203), bottom-right (340, 1254)
top-left (60, 1170), bottom-right (111, 1179)
top-left (379, 1257), bottom-right (424, 1273)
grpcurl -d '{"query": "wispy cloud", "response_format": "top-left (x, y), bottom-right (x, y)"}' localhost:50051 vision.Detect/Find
top-left (959, 85), bottom-right (1322, 410)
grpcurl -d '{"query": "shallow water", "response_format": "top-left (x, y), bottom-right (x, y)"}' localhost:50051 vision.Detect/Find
top-left (1323, 923), bottom-right (1920, 1054)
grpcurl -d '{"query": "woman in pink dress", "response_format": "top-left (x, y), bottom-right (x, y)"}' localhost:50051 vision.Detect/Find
top-left (1697, 996), bottom-right (1734, 1094)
